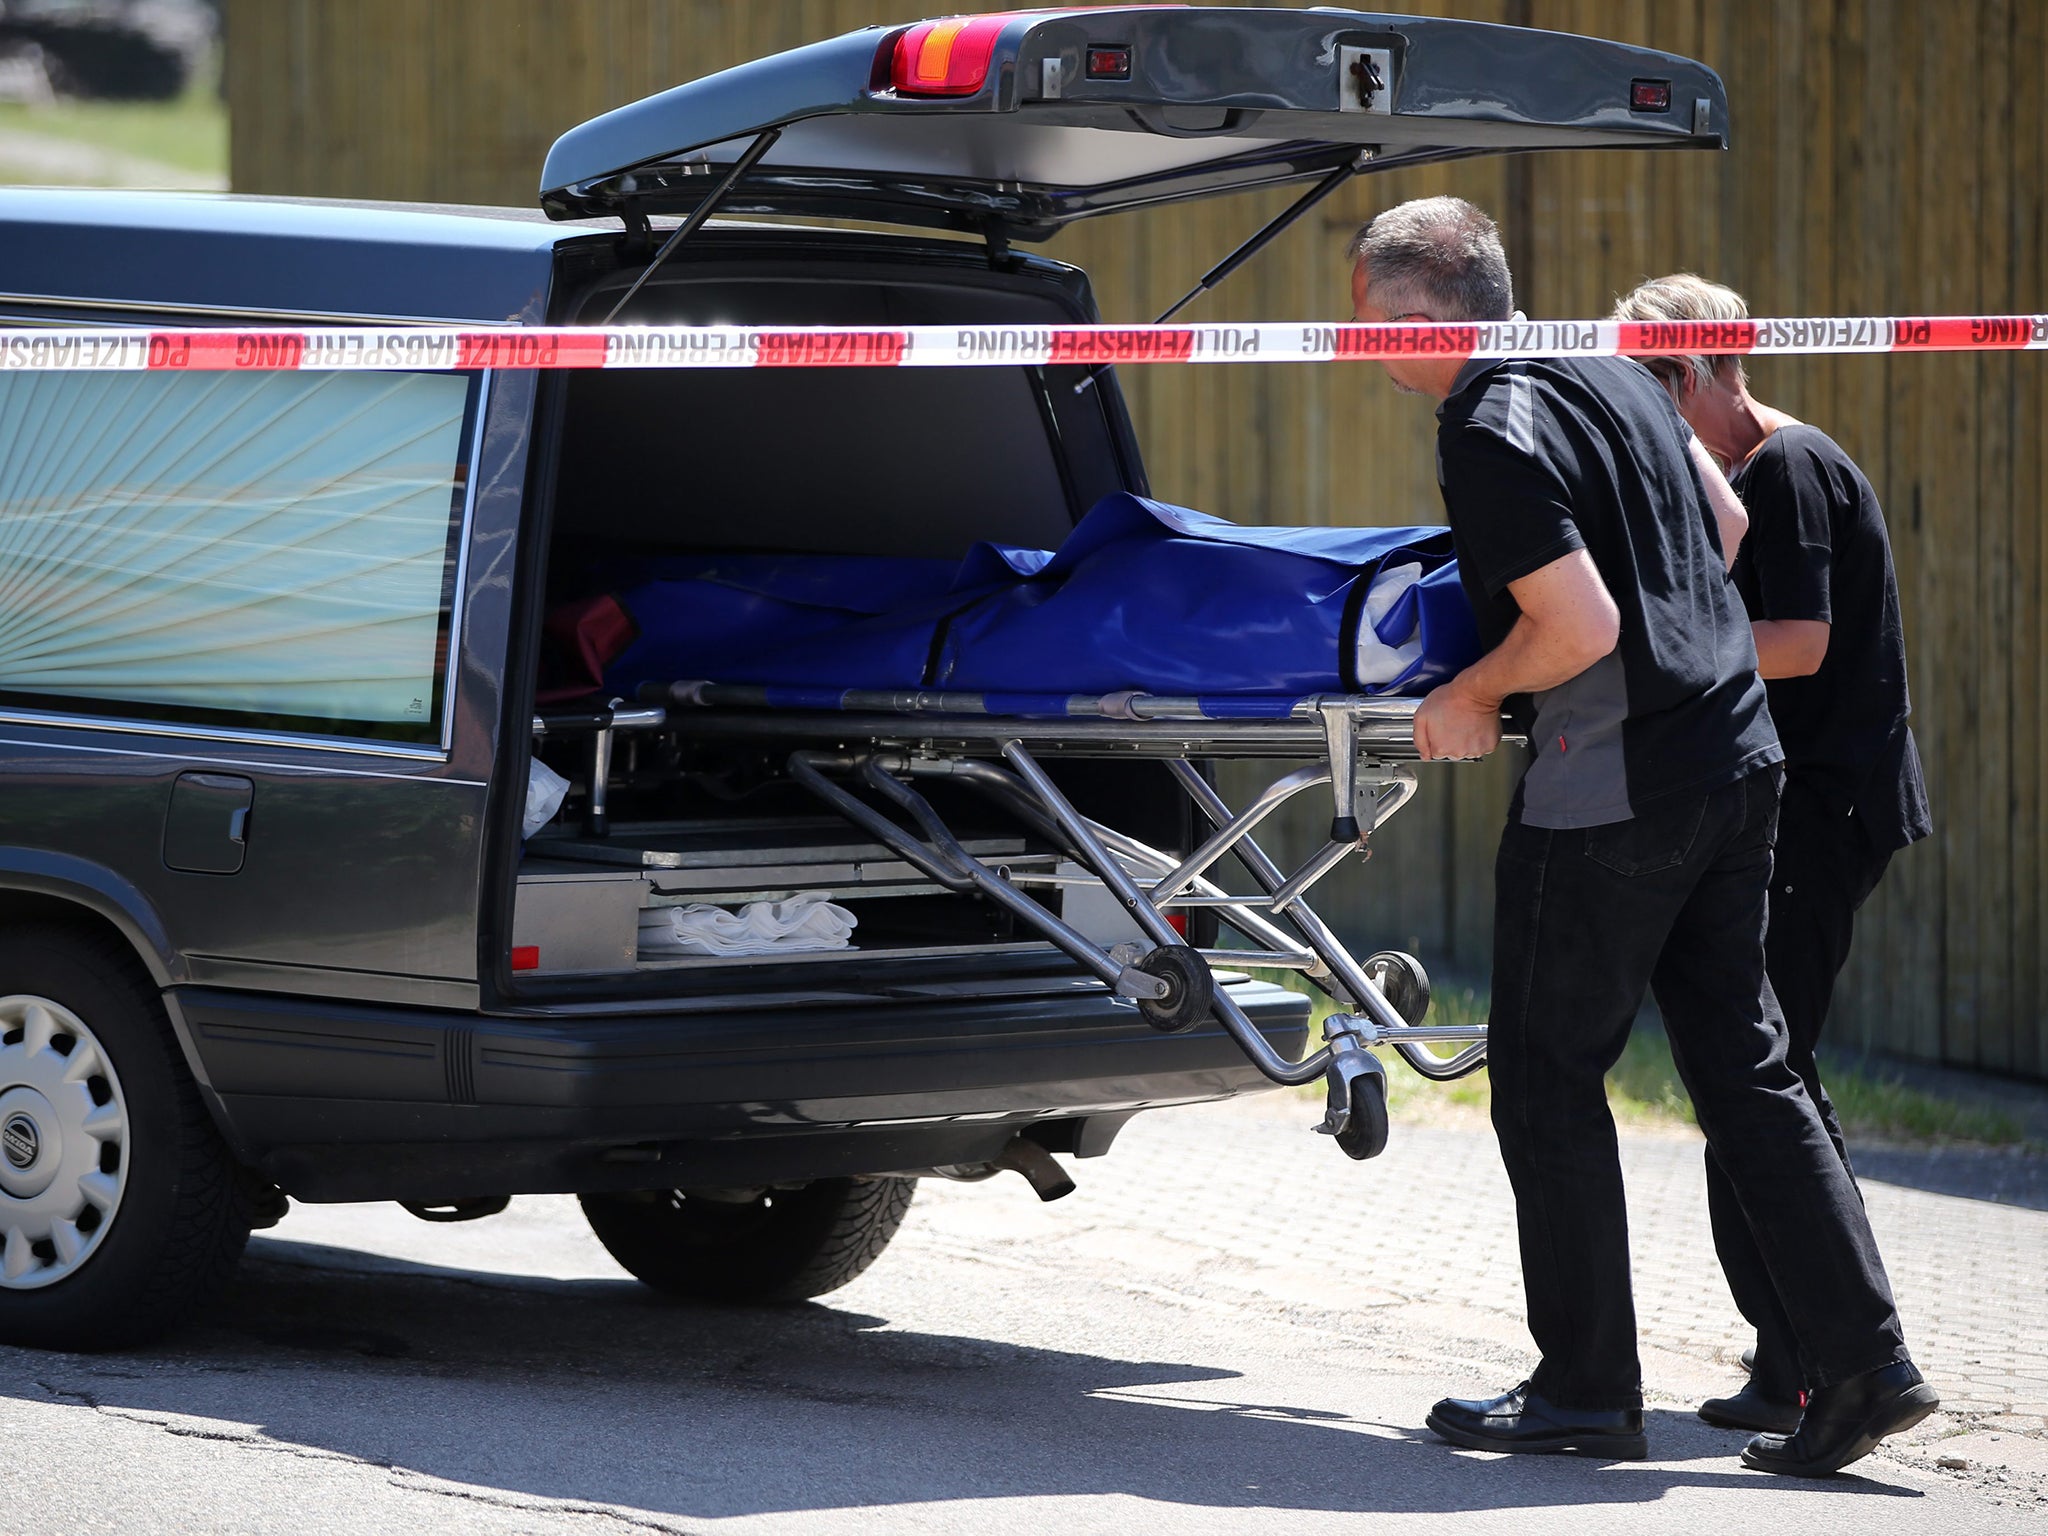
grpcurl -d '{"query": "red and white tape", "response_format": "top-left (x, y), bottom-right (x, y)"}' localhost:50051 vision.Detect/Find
top-left (0, 316), bottom-right (2043, 372)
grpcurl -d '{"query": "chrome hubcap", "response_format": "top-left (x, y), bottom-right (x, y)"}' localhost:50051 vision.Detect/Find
top-left (0, 996), bottom-right (128, 1289)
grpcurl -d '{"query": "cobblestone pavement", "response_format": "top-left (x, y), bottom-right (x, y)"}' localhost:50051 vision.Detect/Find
top-left (899, 1090), bottom-right (2048, 1482)
top-left (1000, 1093), bottom-right (2048, 1420)
top-left (10, 1087), bottom-right (2039, 1533)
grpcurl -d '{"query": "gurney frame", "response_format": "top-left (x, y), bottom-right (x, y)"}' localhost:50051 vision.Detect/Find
top-left (651, 684), bottom-right (1495, 1161)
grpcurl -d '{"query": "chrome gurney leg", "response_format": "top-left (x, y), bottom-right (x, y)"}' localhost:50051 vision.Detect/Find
top-left (911, 759), bottom-right (1330, 972)
top-left (998, 743), bottom-right (1333, 1087)
top-left (1147, 764), bottom-right (1334, 909)
top-left (912, 747), bottom-right (1464, 1102)
top-left (1165, 759), bottom-right (1489, 1085)
top-left (789, 742), bottom-right (1470, 1140)
top-left (999, 742), bottom-right (1188, 956)
top-left (785, 752), bottom-right (1172, 1006)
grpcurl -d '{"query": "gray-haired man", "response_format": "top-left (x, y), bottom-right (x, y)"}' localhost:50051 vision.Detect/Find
top-left (1349, 196), bottom-right (1932, 1474)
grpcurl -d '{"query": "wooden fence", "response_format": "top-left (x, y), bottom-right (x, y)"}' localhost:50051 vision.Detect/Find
top-left (226, 0), bottom-right (2048, 1077)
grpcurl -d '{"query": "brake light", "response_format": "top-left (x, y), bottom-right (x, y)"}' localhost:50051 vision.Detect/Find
top-left (1630, 78), bottom-right (1672, 112)
top-left (891, 15), bottom-right (1011, 96)
top-left (1166, 912), bottom-right (1189, 937)
top-left (1086, 45), bottom-right (1132, 81)
top-left (511, 946), bottom-right (540, 972)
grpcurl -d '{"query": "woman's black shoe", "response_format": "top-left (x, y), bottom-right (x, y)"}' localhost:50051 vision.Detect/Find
top-left (1427, 1382), bottom-right (1648, 1460)
top-left (1741, 1361), bottom-right (1938, 1476)
top-left (1699, 1381), bottom-right (1803, 1435)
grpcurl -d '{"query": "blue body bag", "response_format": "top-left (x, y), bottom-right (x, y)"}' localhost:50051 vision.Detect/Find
top-left (588, 494), bottom-right (1479, 702)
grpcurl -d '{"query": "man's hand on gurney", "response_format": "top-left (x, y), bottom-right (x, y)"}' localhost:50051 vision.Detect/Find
top-left (1414, 552), bottom-right (1623, 761)
top-left (1415, 677), bottom-right (1504, 760)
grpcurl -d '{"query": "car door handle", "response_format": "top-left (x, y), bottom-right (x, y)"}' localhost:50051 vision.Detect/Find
top-left (1126, 105), bottom-right (1260, 138)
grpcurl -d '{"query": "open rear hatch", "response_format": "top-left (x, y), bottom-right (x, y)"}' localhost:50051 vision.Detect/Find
top-left (540, 6), bottom-right (1726, 241)
top-left (512, 8), bottom-right (1729, 994)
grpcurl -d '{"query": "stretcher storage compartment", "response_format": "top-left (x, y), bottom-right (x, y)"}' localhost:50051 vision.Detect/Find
top-left (515, 816), bottom-right (1068, 974)
top-left (511, 863), bottom-right (644, 975)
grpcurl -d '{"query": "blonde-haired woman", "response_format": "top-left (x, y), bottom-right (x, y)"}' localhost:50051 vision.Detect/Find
top-left (1616, 274), bottom-right (1931, 1448)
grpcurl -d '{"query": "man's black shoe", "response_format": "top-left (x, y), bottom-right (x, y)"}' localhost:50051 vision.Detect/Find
top-left (1699, 1381), bottom-right (1802, 1435)
top-left (1741, 1361), bottom-right (1939, 1477)
top-left (1739, 1344), bottom-right (1755, 1375)
top-left (1427, 1382), bottom-right (1648, 1460)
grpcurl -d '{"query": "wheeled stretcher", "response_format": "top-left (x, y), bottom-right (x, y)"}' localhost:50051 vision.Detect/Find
top-left (603, 681), bottom-right (1500, 1161)
top-left (536, 497), bottom-right (1499, 1159)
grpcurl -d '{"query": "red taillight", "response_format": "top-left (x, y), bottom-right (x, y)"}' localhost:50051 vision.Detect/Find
top-left (1166, 912), bottom-right (1189, 937)
top-left (1630, 78), bottom-right (1672, 112)
top-left (1085, 45), bottom-right (1132, 80)
top-left (890, 15), bottom-right (1011, 96)
top-left (511, 946), bottom-right (540, 972)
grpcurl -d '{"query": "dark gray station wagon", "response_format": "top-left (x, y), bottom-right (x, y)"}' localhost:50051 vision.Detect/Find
top-left (0, 8), bottom-right (1722, 1347)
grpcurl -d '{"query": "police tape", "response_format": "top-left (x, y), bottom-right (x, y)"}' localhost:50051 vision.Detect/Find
top-left (0, 315), bottom-right (2044, 372)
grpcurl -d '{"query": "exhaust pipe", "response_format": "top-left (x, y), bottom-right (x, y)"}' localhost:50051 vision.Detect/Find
top-left (923, 1136), bottom-right (1078, 1201)
top-left (995, 1135), bottom-right (1077, 1201)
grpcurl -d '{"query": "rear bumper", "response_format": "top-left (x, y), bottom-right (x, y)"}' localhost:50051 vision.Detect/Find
top-left (169, 978), bottom-right (1312, 1202)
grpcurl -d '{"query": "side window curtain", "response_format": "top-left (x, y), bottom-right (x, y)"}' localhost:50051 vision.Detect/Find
top-left (0, 368), bottom-right (476, 744)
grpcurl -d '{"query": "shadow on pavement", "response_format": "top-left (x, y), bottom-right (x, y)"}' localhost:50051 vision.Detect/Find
top-left (0, 1237), bottom-right (1927, 1523)
top-left (1854, 1144), bottom-right (2048, 1212)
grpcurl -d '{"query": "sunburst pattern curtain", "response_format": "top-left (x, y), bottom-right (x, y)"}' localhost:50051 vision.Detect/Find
top-left (0, 369), bottom-right (472, 732)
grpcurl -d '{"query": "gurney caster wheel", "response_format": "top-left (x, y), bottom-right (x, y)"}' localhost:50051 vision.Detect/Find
top-left (1334, 1067), bottom-right (1392, 1161)
top-left (1364, 950), bottom-right (1431, 1027)
top-left (1135, 946), bottom-right (1214, 1033)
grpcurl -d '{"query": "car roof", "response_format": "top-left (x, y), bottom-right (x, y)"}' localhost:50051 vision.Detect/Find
top-left (0, 188), bottom-right (1081, 325)
top-left (0, 188), bottom-right (598, 322)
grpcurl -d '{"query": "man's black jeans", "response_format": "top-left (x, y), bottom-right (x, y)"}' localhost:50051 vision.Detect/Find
top-left (1706, 776), bottom-right (1897, 1403)
top-left (1487, 766), bottom-right (1908, 1410)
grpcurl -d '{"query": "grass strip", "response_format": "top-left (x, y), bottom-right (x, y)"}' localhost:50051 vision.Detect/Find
top-left (0, 70), bottom-right (225, 181)
top-left (1245, 968), bottom-right (2031, 1148)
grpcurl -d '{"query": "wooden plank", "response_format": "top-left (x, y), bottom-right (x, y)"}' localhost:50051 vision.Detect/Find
top-left (1974, 0), bottom-right (2016, 1073)
top-left (2018, 0), bottom-right (2048, 1080)
top-left (1932, 3), bottom-right (1985, 1069)
top-left (1888, 0), bottom-right (1946, 1066)
top-left (1865, 0), bottom-right (1937, 1064)
top-left (1800, 0), bottom-right (1839, 431)
top-left (1825, 0), bottom-right (1889, 1053)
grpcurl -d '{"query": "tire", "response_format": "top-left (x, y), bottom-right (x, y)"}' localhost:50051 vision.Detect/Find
top-left (1333, 1065), bottom-right (1391, 1161)
top-left (1365, 949), bottom-right (1431, 1027)
top-left (0, 926), bottom-right (249, 1350)
top-left (580, 1177), bottom-right (916, 1304)
top-left (1135, 945), bottom-right (1214, 1033)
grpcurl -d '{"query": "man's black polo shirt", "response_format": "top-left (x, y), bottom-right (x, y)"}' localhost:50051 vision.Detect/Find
top-left (1730, 425), bottom-right (1931, 851)
top-left (1435, 354), bottom-right (1781, 828)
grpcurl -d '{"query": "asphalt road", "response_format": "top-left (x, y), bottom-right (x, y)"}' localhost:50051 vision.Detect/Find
top-left (0, 1096), bottom-right (2039, 1535)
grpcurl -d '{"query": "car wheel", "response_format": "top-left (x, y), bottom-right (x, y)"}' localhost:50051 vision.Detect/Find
top-left (580, 1177), bottom-right (916, 1304)
top-left (0, 928), bottom-right (249, 1350)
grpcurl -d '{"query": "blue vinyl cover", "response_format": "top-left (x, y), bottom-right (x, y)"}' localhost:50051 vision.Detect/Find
top-left (598, 548), bottom-right (1055, 692)
top-left (599, 552), bottom-right (961, 692)
top-left (931, 495), bottom-right (1475, 695)
top-left (599, 495), bottom-right (1479, 700)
